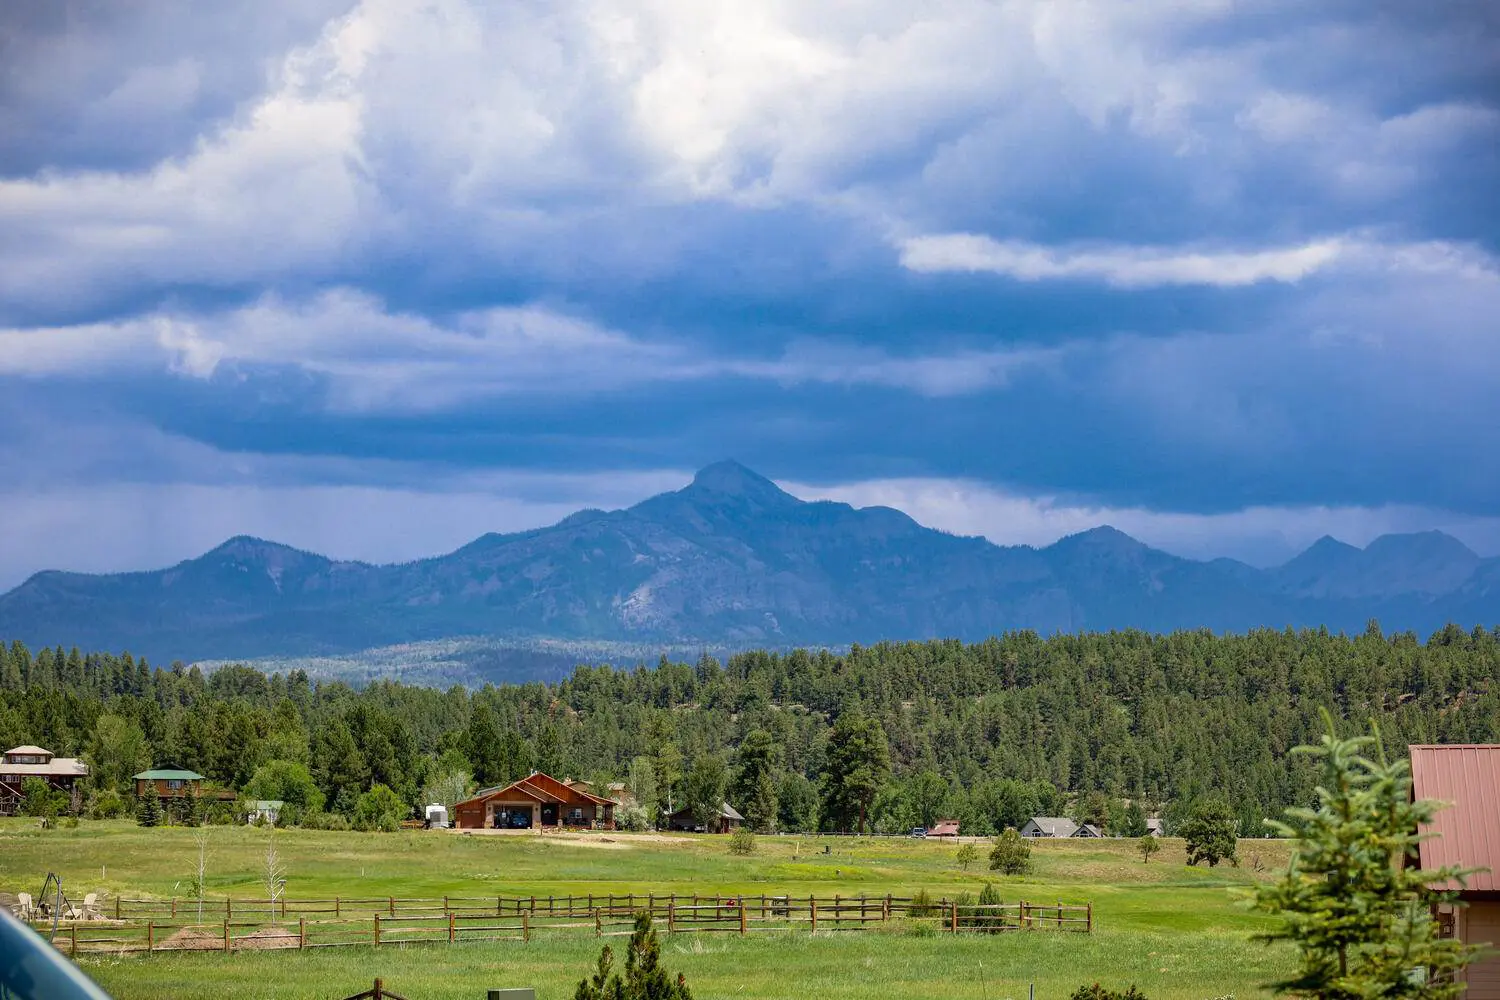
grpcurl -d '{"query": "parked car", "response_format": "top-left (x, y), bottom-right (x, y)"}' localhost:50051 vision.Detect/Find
top-left (910, 827), bottom-right (927, 838)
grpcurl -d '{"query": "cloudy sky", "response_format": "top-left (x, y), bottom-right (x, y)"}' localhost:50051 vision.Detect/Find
top-left (1, 0), bottom-right (1498, 588)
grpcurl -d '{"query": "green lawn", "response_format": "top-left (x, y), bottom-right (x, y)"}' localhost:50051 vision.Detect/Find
top-left (0, 820), bottom-right (1295, 1000)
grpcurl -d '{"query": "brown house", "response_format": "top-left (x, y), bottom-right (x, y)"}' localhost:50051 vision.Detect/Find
top-left (1410, 744), bottom-right (1500, 997)
top-left (666, 801), bottom-right (744, 833)
top-left (0, 745), bottom-right (89, 815)
top-left (453, 772), bottom-right (617, 830)
top-left (133, 767), bottom-right (207, 800)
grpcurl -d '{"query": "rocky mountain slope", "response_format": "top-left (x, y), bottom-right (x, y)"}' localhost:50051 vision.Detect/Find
top-left (0, 461), bottom-right (1494, 666)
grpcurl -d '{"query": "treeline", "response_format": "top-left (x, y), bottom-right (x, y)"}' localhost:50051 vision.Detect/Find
top-left (2, 621), bottom-right (1498, 835)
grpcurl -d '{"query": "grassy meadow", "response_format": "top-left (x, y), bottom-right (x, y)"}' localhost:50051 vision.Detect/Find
top-left (0, 819), bottom-right (1296, 1000)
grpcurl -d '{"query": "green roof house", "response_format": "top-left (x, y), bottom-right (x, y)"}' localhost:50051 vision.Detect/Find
top-left (133, 767), bottom-right (207, 800)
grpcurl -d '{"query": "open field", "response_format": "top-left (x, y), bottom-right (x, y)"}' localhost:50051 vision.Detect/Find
top-left (0, 819), bottom-right (1296, 1000)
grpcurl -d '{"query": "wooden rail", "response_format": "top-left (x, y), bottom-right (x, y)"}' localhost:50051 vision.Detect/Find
top-left (53, 891), bottom-right (1088, 958)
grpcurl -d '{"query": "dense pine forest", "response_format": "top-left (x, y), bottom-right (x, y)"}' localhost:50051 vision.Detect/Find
top-left (3, 622), bottom-right (1498, 836)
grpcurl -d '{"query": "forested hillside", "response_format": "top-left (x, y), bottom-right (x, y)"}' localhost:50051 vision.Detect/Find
top-left (3, 623), bottom-right (1499, 836)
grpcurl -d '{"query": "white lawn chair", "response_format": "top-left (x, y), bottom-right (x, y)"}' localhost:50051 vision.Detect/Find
top-left (77, 893), bottom-right (99, 920)
top-left (15, 893), bottom-right (35, 921)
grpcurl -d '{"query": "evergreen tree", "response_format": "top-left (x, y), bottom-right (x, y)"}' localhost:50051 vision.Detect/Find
top-left (820, 711), bottom-right (890, 833)
top-left (1255, 715), bottom-right (1478, 999)
top-left (574, 913), bottom-right (691, 1000)
top-left (731, 730), bottom-right (780, 832)
top-left (136, 791), bottom-right (164, 827)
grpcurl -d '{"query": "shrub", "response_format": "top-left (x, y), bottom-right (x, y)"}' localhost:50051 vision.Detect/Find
top-left (21, 778), bottom-right (65, 819)
top-left (353, 784), bottom-right (405, 832)
top-left (302, 810), bottom-right (351, 831)
top-left (955, 843), bottom-right (978, 871)
top-left (907, 888), bottom-right (935, 918)
top-left (989, 828), bottom-right (1032, 875)
top-left (1069, 985), bottom-right (1148, 1000)
top-left (574, 912), bottom-right (691, 1000)
top-left (89, 790), bottom-right (127, 820)
top-left (728, 828), bottom-right (756, 855)
top-left (617, 803), bottom-right (651, 832)
top-left (1137, 834), bottom-right (1160, 864)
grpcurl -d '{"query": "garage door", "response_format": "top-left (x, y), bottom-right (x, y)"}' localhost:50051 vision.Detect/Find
top-left (1466, 903), bottom-right (1500, 1000)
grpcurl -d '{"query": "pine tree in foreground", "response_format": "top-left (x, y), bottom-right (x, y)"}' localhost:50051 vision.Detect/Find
top-left (574, 913), bottom-right (691, 1000)
top-left (1254, 711), bottom-right (1478, 999)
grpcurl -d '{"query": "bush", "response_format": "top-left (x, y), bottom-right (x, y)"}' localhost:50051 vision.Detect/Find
top-left (21, 777), bottom-right (66, 819)
top-left (728, 828), bottom-right (756, 855)
top-left (1137, 834), bottom-right (1160, 864)
top-left (989, 828), bottom-right (1032, 875)
top-left (616, 803), bottom-right (651, 832)
top-left (302, 810), bottom-right (352, 831)
top-left (353, 784), bottom-right (405, 832)
top-left (88, 790), bottom-right (127, 820)
top-left (907, 888), bottom-right (936, 918)
top-left (1069, 985), bottom-right (1148, 1000)
top-left (955, 843), bottom-right (978, 871)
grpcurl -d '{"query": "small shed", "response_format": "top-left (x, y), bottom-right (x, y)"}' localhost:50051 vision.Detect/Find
top-left (247, 800), bottom-right (283, 825)
top-left (1019, 817), bottom-right (1078, 838)
top-left (1409, 744), bottom-right (1500, 997)
top-left (929, 819), bottom-right (961, 838)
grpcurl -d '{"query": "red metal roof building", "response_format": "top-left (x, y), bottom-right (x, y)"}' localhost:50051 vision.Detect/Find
top-left (1410, 744), bottom-right (1500, 997)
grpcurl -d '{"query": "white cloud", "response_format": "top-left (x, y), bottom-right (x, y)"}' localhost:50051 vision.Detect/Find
top-left (784, 476), bottom-right (1500, 566)
top-left (898, 233), bottom-right (1348, 287)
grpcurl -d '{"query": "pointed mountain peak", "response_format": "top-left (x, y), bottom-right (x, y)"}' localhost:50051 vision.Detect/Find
top-left (686, 460), bottom-right (799, 507)
top-left (1056, 525), bottom-right (1146, 551)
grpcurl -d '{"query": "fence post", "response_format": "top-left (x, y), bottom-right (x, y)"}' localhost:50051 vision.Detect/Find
top-left (227, 897), bottom-right (233, 920)
top-left (115, 896), bottom-right (121, 920)
top-left (335, 896), bottom-right (341, 918)
top-left (171, 898), bottom-right (177, 918)
top-left (522, 912), bottom-right (530, 943)
top-left (810, 898), bottom-right (818, 934)
top-left (668, 903), bottom-right (675, 933)
top-left (375, 914), bottom-right (382, 948)
top-left (70, 922), bottom-right (77, 957)
top-left (950, 901), bottom-right (958, 934)
top-left (373, 979), bottom-right (383, 1000)
top-left (147, 921), bottom-right (154, 953)
top-left (1087, 902), bottom-right (1093, 933)
top-left (223, 919), bottom-right (230, 953)
top-left (740, 900), bottom-right (747, 936)
top-left (1057, 901), bottom-right (1063, 929)
top-left (300, 916), bottom-right (306, 950)
top-left (281, 897), bottom-right (287, 919)
top-left (444, 895), bottom-right (450, 915)
top-left (449, 912), bottom-right (456, 944)
top-left (388, 896), bottom-right (395, 917)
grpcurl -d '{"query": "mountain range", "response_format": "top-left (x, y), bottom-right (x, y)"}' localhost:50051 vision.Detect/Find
top-left (1, 460), bottom-right (1496, 668)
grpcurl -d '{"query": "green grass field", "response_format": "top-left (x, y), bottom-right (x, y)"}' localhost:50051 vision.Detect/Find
top-left (0, 819), bottom-right (1296, 1000)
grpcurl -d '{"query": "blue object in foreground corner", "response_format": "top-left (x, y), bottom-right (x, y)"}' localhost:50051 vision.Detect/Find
top-left (0, 907), bottom-right (115, 1000)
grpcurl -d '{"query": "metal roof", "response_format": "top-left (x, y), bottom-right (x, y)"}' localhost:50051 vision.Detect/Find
top-left (1023, 816), bottom-right (1079, 837)
top-left (1409, 744), bottom-right (1500, 892)
top-left (4, 746), bottom-right (52, 757)
top-left (133, 768), bottom-right (205, 781)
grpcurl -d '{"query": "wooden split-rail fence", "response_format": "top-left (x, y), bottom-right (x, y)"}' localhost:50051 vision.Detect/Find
top-left (42, 892), bottom-right (1091, 958)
